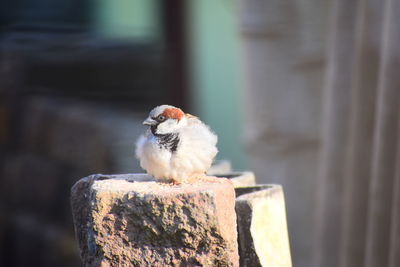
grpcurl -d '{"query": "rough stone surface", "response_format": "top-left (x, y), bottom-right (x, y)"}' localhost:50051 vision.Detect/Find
top-left (235, 185), bottom-right (292, 267)
top-left (71, 174), bottom-right (239, 267)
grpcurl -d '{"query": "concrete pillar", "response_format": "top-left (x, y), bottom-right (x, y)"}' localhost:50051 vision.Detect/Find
top-left (235, 185), bottom-right (292, 267)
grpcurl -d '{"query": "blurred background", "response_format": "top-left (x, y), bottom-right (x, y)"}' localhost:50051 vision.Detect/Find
top-left (0, 0), bottom-right (399, 267)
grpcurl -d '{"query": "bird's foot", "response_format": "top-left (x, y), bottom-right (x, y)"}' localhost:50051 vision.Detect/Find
top-left (169, 180), bottom-right (181, 186)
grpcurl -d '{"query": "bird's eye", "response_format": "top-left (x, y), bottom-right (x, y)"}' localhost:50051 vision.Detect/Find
top-left (157, 115), bottom-right (166, 122)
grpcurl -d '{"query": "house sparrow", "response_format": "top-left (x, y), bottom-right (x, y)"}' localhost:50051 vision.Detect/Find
top-left (136, 105), bottom-right (218, 184)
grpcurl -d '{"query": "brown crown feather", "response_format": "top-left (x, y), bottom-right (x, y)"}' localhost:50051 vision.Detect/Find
top-left (161, 107), bottom-right (184, 120)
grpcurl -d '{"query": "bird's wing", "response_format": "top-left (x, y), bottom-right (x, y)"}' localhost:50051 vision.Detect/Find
top-left (185, 113), bottom-right (197, 119)
top-left (185, 113), bottom-right (201, 126)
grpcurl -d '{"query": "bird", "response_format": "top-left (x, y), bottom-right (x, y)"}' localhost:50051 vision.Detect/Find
top-left (135, 104), bottom-right (218, 184)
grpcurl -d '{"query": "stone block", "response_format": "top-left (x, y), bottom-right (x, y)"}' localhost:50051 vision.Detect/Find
top-left (215, 171), bottom-right (256, 188)
top-left (235, 185), bottom-right (292, 267)
top-left (71, 174), bottom-right (239, 267)
top-left (207, 160), bottom-right (232, 175)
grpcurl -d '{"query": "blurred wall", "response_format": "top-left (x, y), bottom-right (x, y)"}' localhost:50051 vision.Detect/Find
top-left (0, 1), bottom-right (171, 267)
top-left (314, 0), bottom-right (400, 267)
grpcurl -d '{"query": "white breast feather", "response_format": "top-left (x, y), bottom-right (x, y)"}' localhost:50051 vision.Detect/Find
top-left (135, 116), bottom-right (218, 183)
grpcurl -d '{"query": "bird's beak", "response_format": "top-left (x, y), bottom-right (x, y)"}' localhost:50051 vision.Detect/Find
top-left (143, 117), bottom-right (157, 126)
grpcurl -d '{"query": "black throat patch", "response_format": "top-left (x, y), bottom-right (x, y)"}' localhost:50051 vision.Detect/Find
top-left (154, 132), bottom-right (180, 153)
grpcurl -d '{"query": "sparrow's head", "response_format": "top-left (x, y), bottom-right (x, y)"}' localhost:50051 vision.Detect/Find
top-left (143, 105), bottom-right (186, 135)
